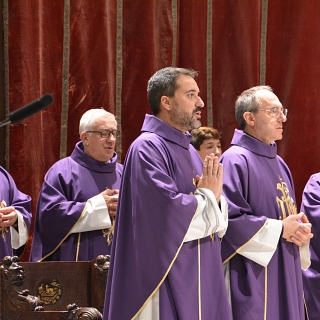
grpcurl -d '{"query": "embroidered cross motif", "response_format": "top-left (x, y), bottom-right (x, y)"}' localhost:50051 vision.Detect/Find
top-left (0, 200), bottom-right (8, 241)
top-left (102, 217), bottom-right (114, 245)
top-left (276, 176), bottom-right (297, 220)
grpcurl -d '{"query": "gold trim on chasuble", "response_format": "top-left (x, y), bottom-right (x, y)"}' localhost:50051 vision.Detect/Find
top-left (75, 232), bottom-right (81, 261)
top-left (0, 200), bottom-right (8, 241)
top-left (132, 195), bottom-right (200, 319)
top-left (102, 219), bottom-right (114, 245)
top-left (304, 292), bottom-right (310, 320)
top-left (222, 220), bottom-right (269, 265)
top-left (276, 176), bottom-right (297, 220)
top-left (223, 175), bottom-right (298, 319)
top-left (223, 175), bottom-right (297, 265)
top-left (38, 204), bottom-right (89, 262)
top-left (264, 267), bottom-right (267, 320)
top-left (198, 238), bottom-right (202, 320)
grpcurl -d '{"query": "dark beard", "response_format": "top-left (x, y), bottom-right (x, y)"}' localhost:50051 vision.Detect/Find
top-left (170, 101), bottom-right (201, 131)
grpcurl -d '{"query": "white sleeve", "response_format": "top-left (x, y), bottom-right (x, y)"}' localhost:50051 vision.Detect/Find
top-left (223, 261), bottom-right (233, 318)
top-left (300, 241), bottom-right (311, 270)
top-left (237, 218), bottom-right (282, 267)
top-left (71, 194), bottom-right (111, 233)
top-left (184, 188), bottom-right (228, 243)
top-left (10, 210), bottom-right (28, 249)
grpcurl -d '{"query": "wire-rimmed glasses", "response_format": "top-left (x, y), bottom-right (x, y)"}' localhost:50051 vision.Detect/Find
top-left (256, 107), bottom-right (288, 117)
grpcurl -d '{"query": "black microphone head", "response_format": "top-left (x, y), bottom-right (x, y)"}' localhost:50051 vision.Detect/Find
top-left (9, 94), bottom-right (54, 124)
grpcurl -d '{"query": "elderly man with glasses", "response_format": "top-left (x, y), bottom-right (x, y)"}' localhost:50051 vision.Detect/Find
top-left (220, 86), bottom-right (313, 320)
top-left (30, 109), bottom-right (123, 262)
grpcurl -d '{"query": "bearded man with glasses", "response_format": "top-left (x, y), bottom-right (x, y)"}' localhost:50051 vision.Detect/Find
top-left (220, 85), bottom-right (313, 320)
top-left (30, 109), bottom-right (123, 262)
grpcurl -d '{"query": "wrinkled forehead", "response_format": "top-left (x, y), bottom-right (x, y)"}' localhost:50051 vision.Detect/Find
top-left (256, 90), bottom-right (282, 107)
top-left (93, 115), bottom-right (117, 129)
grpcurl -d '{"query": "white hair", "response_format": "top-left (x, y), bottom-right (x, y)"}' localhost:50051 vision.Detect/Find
top-left (79, 109), bottom-right (116, 135)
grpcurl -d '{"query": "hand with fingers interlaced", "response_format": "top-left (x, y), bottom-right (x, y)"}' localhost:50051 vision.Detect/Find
top-left (195, 153), bottom-right (223, 202)
top-left (100, 189), bottom-right (119, 217)
top-left (0, 206), bottom-right (18, 228)
top-left (282, 212), bottom-right (313, 246)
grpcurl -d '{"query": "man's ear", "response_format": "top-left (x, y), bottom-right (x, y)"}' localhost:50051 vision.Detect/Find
top-left (80, 132), bottom-right (89, 146)
top-left (160, 96), bottom-right (172, 112)
top-left (243, 111), bottom-right (255, 127)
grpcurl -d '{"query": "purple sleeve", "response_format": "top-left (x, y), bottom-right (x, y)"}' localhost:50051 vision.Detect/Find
top-left (1, 167), bottom-right (32, 230)
top-left (220, 150), bottom-right (267, 259)
top-left (35, 160), bottom-right (86, 249)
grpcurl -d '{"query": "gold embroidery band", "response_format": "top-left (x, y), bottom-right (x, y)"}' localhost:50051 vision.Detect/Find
top-left (132, 201), bottom-right (201, 319)
top-left (38, 203), bottom-right (88, 262)
top-left (0, 200), bottom-right (8, 241)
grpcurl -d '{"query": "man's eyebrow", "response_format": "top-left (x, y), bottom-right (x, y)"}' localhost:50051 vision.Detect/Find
top-left (185, 89), bottom-right (199, 94)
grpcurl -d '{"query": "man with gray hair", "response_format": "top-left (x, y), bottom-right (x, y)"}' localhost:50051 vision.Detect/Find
top-left (30, 108), bottom-right (123, 261)
top-left (220, 86), bottom-right (313, 319)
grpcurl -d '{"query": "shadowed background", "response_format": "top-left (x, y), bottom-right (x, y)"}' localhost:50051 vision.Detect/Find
top-left (0, 0), bottom-right (319, 261)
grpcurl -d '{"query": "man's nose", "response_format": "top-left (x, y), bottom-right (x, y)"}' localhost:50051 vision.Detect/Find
top-left (279, 113), bottom-right (287, 122)
top-left (197, 96), bottom-right (204, 108)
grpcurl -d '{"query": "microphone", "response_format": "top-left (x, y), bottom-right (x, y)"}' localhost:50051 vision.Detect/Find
top-left (0, 94), bottom-right (54, 127)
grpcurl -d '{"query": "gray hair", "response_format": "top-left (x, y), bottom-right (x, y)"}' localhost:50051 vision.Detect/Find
top-left (235, 85), bottom-right (273, 129)
top-left (147, 67), bottom-right (198, 115)
top-left (79, 109), bottom-right (116, 135)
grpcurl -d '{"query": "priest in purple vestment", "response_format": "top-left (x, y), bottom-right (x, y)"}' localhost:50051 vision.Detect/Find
top-left (220, 85), bottom-right (313, 320)
top-left (0, 166), bottom-right (32, 260)
top-left (29, 109), bottom-right (123, 262)
top-left (103, 67), bottom-right (232, 319)
top-left (301, 173), bottom-right (320, 320)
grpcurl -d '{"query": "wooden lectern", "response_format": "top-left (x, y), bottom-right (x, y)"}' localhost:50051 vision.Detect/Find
top-left (0, 255), bottom-right (110, 319)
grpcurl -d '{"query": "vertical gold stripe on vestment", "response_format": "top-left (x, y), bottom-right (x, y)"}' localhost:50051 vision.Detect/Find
top-left (75, 232), bottom-right (81, 261)
top-left (264, 266), bottom-right (267, 320)
top-left (198, 238), bottom-right (202, 320)
top-left (304, 292), bottom-right (310, 320)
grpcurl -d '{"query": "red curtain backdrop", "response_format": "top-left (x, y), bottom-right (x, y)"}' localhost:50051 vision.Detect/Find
top-left (2, 0), bottom-right (320, 261)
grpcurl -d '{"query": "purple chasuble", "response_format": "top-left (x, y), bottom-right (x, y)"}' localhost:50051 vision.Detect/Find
top-left (103, 114), bottom-right (231, 320)
top-left (301, 173), bottom-right (320, 320)
top-left (220, 129), bottom-right (304, 320)
top-left (29, 142), bottom-right (123, 262)
top-left (0, 166), bottom-right (32, 259)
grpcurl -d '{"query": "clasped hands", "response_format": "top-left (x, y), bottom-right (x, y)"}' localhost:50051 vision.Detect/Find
top-left (101, 189), bottom-right (119, 217)
top-left (195, 153), bottom-right (222, 202)
top-left (0, 206), bottom-right (18, 228)
top-left (282, 212), bottom-right (313, 246)
top-left (194, 154), bottom-right (313, 247)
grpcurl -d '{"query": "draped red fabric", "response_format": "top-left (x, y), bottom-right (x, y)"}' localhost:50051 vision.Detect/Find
top-left (67, 0), bottom-right (117, 155)
top-left (210, 1), bottom-right (262, 152)
top-left (3, 1), bottom-right (320, 261)
top-left (7, 0), bottom-right (64, 260)
top-left (266, 0), bottom-right (320, 207)
top-left (120, 0), bottom-right (176, 160)
top-left (179, 0), bottom-right (208, 122)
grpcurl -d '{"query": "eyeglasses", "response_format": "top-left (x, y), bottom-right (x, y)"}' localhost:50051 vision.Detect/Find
top-left (86, 129), bottom-right (120, 138)
top-left (256, 107), bottom-right (288, 118)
